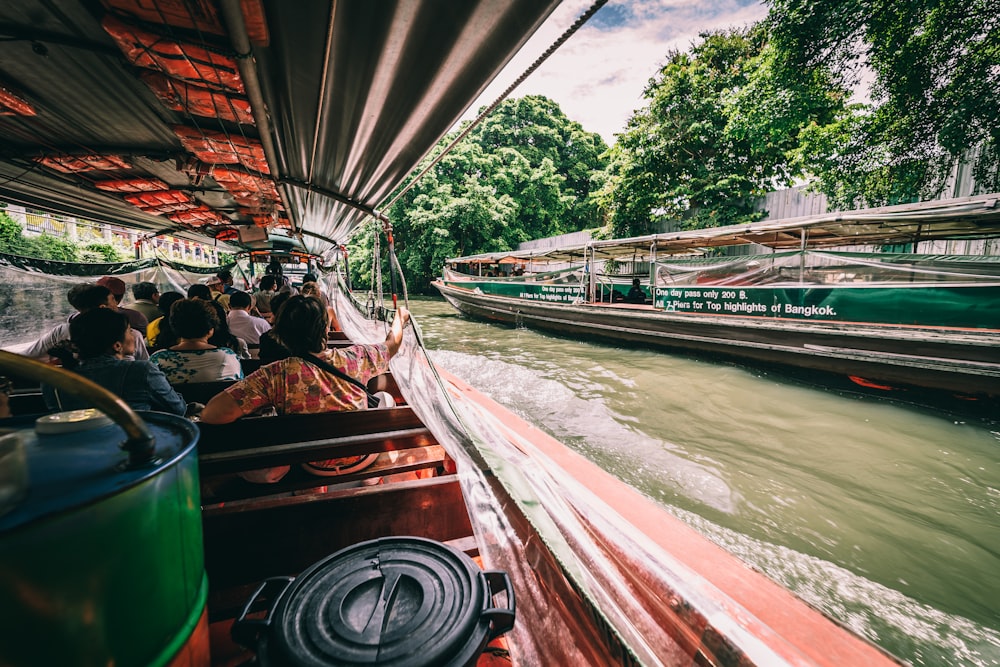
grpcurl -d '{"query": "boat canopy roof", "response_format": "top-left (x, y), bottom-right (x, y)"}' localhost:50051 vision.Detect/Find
top-left (0, 0), bottom-right (563, 257)
top-left (447, 193), bottom-right (1000, 265)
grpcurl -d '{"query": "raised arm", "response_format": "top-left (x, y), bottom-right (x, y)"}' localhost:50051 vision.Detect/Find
top-left (384, 307), bottom-right (410, 359)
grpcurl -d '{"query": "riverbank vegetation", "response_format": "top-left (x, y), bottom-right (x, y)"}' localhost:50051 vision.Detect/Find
top-left (0, 209), bottom-right (126, 263)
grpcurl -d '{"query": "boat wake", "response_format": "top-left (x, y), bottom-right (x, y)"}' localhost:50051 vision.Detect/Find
top-left (431, 348), bottom-right (741, 514)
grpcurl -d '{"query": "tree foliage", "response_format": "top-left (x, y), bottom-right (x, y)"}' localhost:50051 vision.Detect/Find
top-left (348, 95), bottom-right (608, 293)
top-left (767, 0), bottom-right (1000, 206)
top-left (602, 25), bottom-right (848, 236)
top-left (81, 243), bottom-right (126, 263)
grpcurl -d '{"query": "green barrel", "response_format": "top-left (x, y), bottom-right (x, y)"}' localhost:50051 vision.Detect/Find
top-left (0, 411), bottom-right (206, 667)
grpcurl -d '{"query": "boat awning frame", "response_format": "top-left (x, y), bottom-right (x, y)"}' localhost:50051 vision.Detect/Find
top-left (446, 193), bottom-right (1000, 265)
top-left (0, 0), bottom-right (565, 257)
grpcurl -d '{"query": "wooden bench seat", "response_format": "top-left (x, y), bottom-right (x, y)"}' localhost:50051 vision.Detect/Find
top-left (202, 444), bottom-right (450, 503)
top-left (197, 406), bottom-right (436, 474)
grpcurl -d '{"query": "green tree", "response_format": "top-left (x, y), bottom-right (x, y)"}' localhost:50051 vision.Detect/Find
top-left (767, 0), bottom-right (1000, 205)
top-left (474, 96), bottom-right (607, 231)
top-left (604, 26), bottom-right (848, 236)
top-left (352, 95), bottom-right (608, 294)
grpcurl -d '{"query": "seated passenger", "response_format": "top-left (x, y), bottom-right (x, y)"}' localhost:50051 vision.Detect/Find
top-left (43, 309), bottom-right (185, 415)
top-left (206, 275), bottom-right (231, 311)
top-left (625, 278), bottom-right (647, 304)
top-left (256, 291), bottom-right (291, 363)
top-left (187, 283), bottom-right (212, 300)
top-left (200, 296), bottom-right (410, 481)
top-left (146, 291), bottom-right (185, 351)
top-left (150, 299), bottom-right (243, 384)
top-left (14, 283), bottom-right (148, 361)
top-left (130, 281), bottom-right (161, 323)
top-left (254, 275), bottom-right (279, 322)
top-left (97, 276), bottom-right (148, 333)
top-left (206, 299), bottom-right (250, 358)
top-left (300, 281), bottom-right (342, 332)
top-left (227, 291), bottom-right (271, 345)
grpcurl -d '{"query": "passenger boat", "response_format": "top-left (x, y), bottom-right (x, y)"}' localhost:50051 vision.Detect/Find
top-left (0, 1), bottom-right (905, 665)
top-left (434, 194), bottom-right (1000, 413)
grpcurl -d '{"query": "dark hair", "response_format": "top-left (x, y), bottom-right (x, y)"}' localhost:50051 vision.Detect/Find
top-left (206, 300), bottom-right (240, 352)
top-left (170, 299), bottom-right (219, 339)
top-left (274, 295), bottom-right (328, 355)
top-left (132, 281), bottom-right (158, 300)
top-left (267, 290), bottom-right (292, 322)
top-left (229, 290), bottom-right (252, 310)
top-left (259, 275), bottom-right (277, 291)
top-left (187, 283), bottom-right (212, 300)
top-left (302, 273), bottom-right (318, 284)
top-left (157, 291), bottom-right (184, 317)
top-left (69, 308), bottom-right (130, 359)
top-left (67, 283), bottom-right (112, 312)
top-left (217, 269), bottom-right (233, 282)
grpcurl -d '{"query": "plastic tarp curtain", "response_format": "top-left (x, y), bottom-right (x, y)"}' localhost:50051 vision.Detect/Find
top-left (443, 265), bottom-right (584, 284)
top-left (0, 254), bottom-right (236, 348)
top-left (653, 250), bottom-right (1000, 288)
top-left (331, 273), bottom-right (806, 667)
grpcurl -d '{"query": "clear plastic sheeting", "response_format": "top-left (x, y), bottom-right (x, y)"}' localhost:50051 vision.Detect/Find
top-left (655, 250), bottom-right (1000, 288)
top-left (0, 255), bottom-right (235, 348)
top-left (332, 276), bottom-right (866, 666)
top-left (443, 265), bottom-right (585, 284)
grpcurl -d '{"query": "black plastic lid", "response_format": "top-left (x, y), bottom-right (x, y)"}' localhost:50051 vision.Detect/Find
top-left (267, 537), bottom-right (491, 667)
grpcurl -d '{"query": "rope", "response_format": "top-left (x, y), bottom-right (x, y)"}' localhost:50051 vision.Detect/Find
top-left (388, 236), bottom-right (410, 312)
top-left (380, 0), bottom-right (608, 211)
top-left (370, 220), bottom-right (383, 319)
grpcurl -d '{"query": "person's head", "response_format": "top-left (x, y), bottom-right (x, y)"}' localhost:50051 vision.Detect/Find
top-left (229, 290), bottom-right (252, 311)
top-left (157, 291), bottom-right (184, 317)
top-left (216, 269), bottom-right (233, 286)
top-left (269, 291), bottom-right (291, 319)
top-left (632, 278), bottom-right (641, 287)
top-left (67, 283), bottom-right (114, 313)
top-left (259, 275), bottom-right (277, 291)
top-left (274, 295), bottom-right (328, 355)
top-left (96, 276), bottom-right (127, 305)
top-left (301, 273), bottom-right (318, 284)
top-left (266, 258), bottom-right (283, 275)
top-left (187, 283), bottom-right (212, 300)
top-left (70, 308), bottom-right (134, 359)
top-left (205, 300), bottom-right (237, 345)
top-left (133, 281), bottom-right (159, 302)
top-left (299, 282), bottom-right (320, 298)
top-left (170, 298), bottom-right (219, 340)
top-left (205, 275), bottom-right (224, 294)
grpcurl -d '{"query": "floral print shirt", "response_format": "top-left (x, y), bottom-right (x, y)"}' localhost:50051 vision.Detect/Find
top-left (225, 344), bottom-right (389, 415)
top-left (150, 348), bottom-right (243, 384)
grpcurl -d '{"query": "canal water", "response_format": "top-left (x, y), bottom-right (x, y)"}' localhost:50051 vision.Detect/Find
top-left (409, 297), bottom-right (1000, 667)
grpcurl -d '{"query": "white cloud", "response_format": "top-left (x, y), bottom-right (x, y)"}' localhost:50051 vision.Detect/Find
top-left (462, 0), bottom-right (769, 145)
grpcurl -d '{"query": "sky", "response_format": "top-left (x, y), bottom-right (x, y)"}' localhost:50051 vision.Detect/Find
top-left (464, 0), bottom-right (769, 146)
